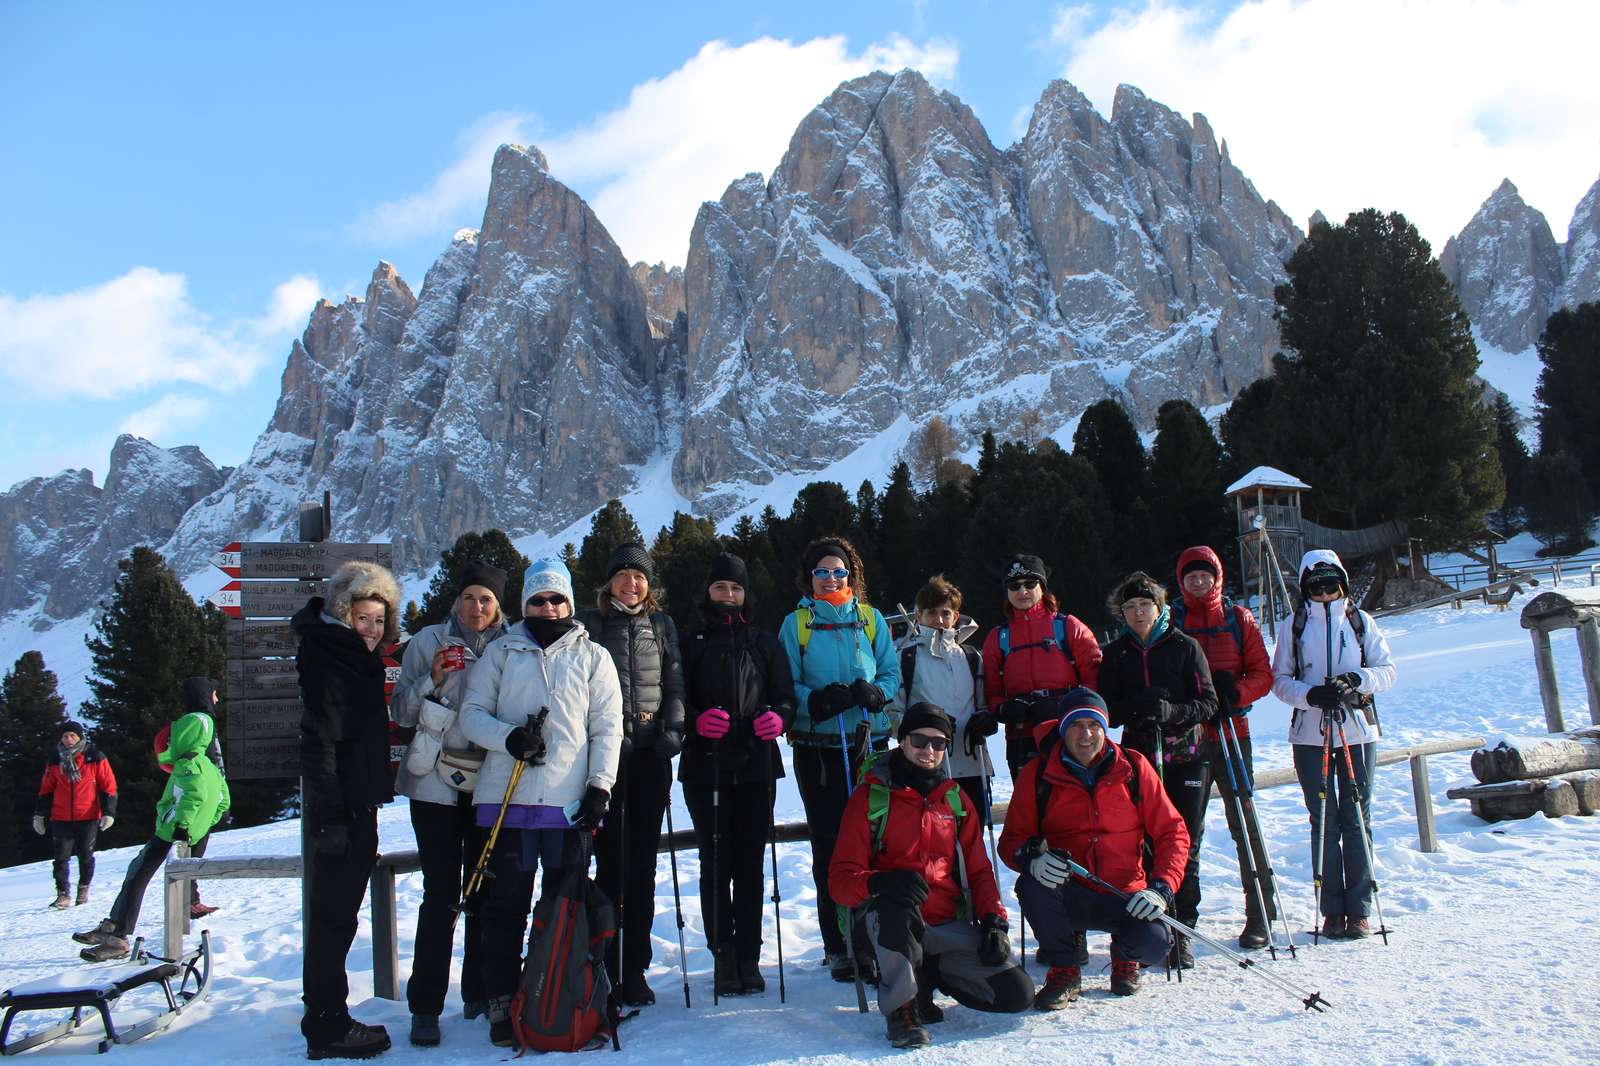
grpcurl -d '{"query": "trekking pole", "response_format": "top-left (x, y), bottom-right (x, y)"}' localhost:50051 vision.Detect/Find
top-left (711, 742), bottom-right (722, 1006)
top-left (1221, 716), bottom-right (1298, 959)
top-left (1058, 855), bottom-right (1331, 1012)
top-left (1332, 717), bottom-right (1390, 946)
top-left (613, 754), bottom-right (628, 995)
top-left (836, 711), bottom-right (870, 1013)
top-left (767, 744), bottom-right (786, 1003)
top-left (662, 796), bottom-right (692, 1007)
top-left (1213, 718), bottom-right (1280, 961)
top-left (1311, 721), bottom-right (1333, 946)
top-left (463, 758), bottom-right (526, 902)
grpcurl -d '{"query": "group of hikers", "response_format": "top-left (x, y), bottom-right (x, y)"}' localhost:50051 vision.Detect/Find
top-left (38, 533), bottom-right (1396, 1057)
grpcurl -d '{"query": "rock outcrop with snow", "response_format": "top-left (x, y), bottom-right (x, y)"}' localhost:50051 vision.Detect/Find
top-left (1440, 179), bottom-right (1564, 353)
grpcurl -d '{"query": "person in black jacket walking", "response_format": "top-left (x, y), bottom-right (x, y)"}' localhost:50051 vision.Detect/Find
top-left (578, 543), bottom-right (686, 1007)
top-left (679, 552), bottom-right (796, 996)
top-left (1097, 572), bottom-right (1217, 971)
top-left (294, 561), bottom-right (401, 1060)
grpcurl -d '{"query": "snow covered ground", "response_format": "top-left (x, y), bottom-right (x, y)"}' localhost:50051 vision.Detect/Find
top-left (4, 584), bottom-right (1599, 1063)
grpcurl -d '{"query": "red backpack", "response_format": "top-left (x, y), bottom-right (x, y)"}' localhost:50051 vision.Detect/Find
top-left (511, 843), bottom-right (622, 1052)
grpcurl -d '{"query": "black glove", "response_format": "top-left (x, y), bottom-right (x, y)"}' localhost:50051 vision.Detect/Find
top-left (977, 913), bottom-right (1011, 966)
top-left (963, 711), bottom-right (999, 757)
top-left (996, 695), bottom-right (1036, 726)
top-left (172, 826), bottom-right (189, 843)
top-left (1305, 684), bottom-right (1345, 714)
top-left (850, 678), bottom-right (886, 712)
top-left (1212, 670), bottom-right (1240, 713)
top-left (315, 823), bottom-right (350, 856)
top-left (653, 731), bottom-right (683, 759)
top-left (572, 785), bottom-right (610, 829)
top-left (1134, 686), bottom-right (1173, 726)
top-left (505, 725), bottom-right (547, 765)
top-left (868, 869), bottom-right (930, 909)
top-left (808, 683), bottom-right (854, 723)
top-left (1332, 672), bottom-right (1364, 705)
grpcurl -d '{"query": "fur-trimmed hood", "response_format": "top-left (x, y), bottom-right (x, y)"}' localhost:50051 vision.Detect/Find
top-left (327, 560), bottom-right (402, 647)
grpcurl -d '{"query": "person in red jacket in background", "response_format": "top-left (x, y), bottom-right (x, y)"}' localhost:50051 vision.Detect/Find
top-left (977, 555), bottom-right (1101, 783)
top-left (830, 704), bottom-right (1033, 1049)
top-left (1172, 546), bottom-right (1277, 949)
top-left (34, 721), bottom-right (118, 910)
top-left (1000, 689), bottom-right (1189, 1008)
top-left (153, 677), bottom-right (226, 918)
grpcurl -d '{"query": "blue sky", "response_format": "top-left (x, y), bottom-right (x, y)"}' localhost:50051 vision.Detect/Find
top-left (1, 0), bottom-right (1595, 489)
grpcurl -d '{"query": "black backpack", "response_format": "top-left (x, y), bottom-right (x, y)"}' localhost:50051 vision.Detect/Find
top-left (899, 643), bottom-right (981, 701)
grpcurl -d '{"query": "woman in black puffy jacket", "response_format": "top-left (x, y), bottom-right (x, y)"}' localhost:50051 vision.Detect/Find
top-left (679, 552), bottom-right (796, 997)
top-left (578, 542), bottom-right (686, 1007)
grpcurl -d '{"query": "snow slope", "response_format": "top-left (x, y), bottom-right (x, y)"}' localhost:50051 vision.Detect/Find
top-left (3, 585), bottom-right (1598, 1063)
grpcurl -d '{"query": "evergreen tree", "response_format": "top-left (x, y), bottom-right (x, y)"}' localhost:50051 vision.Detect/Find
top-left (0, 651), bottom-right (68, 866)
top-left (1489, 394), bottom-right (1530, 535)
top-left (781, 482), bottom-right (856, 572)
top-left (1534, 302), bottom-right (1600, 496)
top-left (648, 512), bottom-right (723, 630)
top-left (876, 463), bottom-right (923, 611)
top-left (1524, 451), bottom-right (1597, 555)
top-left (1218, 373), bottom-right (1290, 481)
top-left (1072, 399), bottom-right (1148, 511)
top-left (728, 513), bottom-right (783, 631)
top-left (851, 479), bottom-right (882, 582)
top-left (408, 529), bottom-right (530, 632)
top-left (574, 500), bottom-right (644, 603)
top-left (1148, 399), bottom-right (1232, 569)
top-left (917, 478), bottom-right (977, 618)
top-left (1271, 209), bottom-right (1502, 545)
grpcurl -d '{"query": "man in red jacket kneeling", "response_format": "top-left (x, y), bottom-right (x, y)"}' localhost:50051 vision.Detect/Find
top-left (831, 703), bottom-right (1034, 1048)
top-left (1000, 688), bottom-right (1190, 1008)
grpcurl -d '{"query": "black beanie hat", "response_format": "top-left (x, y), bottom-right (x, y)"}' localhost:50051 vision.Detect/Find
top-left (898, 702), bottom-right (955, 741)
top-left (1116, 574), bottom-right (1164, 605)
top-left (457, 561), bottom-right (508, 605)
top-left (803, 541), bottom-right (852, 576)
top-left (1180, 557), bottom-right (1219, 580)
top-left (1003, 554), bottom-right (1048, 584)
top-left (180, 676), bottom-right (217, 713)
top-left (606, 543), bottom-right (655, 583)
top-left (706, 552), bottom-right (749, 591)
top-left (61, 720), bottom-right (86, 738)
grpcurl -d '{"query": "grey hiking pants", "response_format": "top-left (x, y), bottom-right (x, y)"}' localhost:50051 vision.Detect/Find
top-left (864, 905), bottom-right (1034, 1016)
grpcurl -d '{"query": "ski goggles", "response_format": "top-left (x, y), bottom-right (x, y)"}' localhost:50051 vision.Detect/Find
top-left (903, 734), bottom-right (949, 752)
top-left (1304, 577), bottom-right (1343, 596)
top-left (811, 567), bottom-right (850, 580)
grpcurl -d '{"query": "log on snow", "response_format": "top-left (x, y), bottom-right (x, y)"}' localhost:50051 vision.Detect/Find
top-left (1470, 731), bottom-right (1600, 783)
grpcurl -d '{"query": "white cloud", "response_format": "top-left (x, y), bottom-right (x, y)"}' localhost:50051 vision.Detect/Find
top-left (0, 268), bottom-right (322, 401)
top-left (118, 393), bottom-right (217, 441)
top-left (351, 112), bottom-right (537, 244)
top-left (1049, 0), bottom-right (1600, 251)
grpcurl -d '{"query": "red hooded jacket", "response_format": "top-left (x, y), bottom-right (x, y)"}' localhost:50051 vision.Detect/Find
top-left (981, 603), bottom-right (1101, 742)
top-left (36, 746), bottom-right (118, 822)
top-left (830, 757), bottom-right (1004, 926)
top-left (1173, 545), bottom-right (1273, 742)
top-left (998, 728), bottom-right (1188, 895)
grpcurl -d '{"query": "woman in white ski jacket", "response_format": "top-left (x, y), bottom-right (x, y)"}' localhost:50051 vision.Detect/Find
top-left (458, 558), bottom-right (623, 1047)
top-left (1271, 549), bottom-right (1396, 941)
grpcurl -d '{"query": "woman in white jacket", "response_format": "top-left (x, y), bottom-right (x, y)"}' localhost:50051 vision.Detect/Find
top-left (1270, 549), bottom-right (1396, 941)
top-left (458, 558), bottom-right (623, 1047)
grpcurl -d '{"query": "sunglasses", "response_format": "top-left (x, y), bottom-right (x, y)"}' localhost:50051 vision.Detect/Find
top-left (1305, 579), bottom-right (1343, 596)
top-left (811, 567), bottom-right (850, 581)
top-left (903, 733), bottom-right (949, 752)
top-left (1006, 577), bottom-right (1041, 591)
top-left (526, 595), bottom-right (568, 608)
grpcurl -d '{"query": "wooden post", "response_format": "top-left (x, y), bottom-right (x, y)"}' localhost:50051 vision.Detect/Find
top-left (370, 864), bottom-right (399, 1001)
top-left (1575, 618), bottom-right (1600, 727)
top-left (1410, 753), bottom-right (1437, 853)
top-left (163, 871), bottom-right (186, 960)
top-left (1531, 629), bottom-right (1566, 733)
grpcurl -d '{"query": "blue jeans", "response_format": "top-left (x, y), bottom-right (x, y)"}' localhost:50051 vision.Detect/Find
top-left (1293, 741), bottom-right (1375, 918)
top-left (1016, 875), bottom-right (1171, 966)
top-left (478, 827), bottom-right (578, 1003)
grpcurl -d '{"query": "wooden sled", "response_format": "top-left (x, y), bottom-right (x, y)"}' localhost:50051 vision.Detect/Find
top-left (0, 931), bottom-right (212, 1055)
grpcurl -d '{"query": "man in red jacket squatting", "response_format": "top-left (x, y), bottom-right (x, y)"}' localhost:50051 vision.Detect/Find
top-left (830, 703), bottom-right (1034, 1049)
top-left (1000, 688), bottom-right (1190, 1008)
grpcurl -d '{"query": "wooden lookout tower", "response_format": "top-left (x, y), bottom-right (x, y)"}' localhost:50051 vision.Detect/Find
top-left (1227, 466), bottom-right (1310, 635)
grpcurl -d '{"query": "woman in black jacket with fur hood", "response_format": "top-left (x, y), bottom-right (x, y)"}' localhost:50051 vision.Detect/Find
top-left (679, 553), bottom-right (796, 997)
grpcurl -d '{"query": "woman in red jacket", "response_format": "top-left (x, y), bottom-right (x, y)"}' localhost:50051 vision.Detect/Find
top-left (977, 555), bottom-right (1101, 782)
top-left (1000, 690), bottom-right (1189, 1008)
top-left (830, 704), bottom-right (1033, 1048)
top-left (34, 721), bottom-right (117, 910)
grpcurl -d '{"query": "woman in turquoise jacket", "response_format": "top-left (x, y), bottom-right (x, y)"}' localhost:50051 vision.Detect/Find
top-left (778, 536), bottom-right (900, 983)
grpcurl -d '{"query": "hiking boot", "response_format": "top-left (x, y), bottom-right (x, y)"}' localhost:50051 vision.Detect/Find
top-left (462, 1000), bottom-right (487, 1021)
top-left (79, 936), bottom-right (130, 962)
top-left (190, 901), bottom-right (220, 919)
top-left (307, 1019), bottom-right (392, 1060)
top-left (885, 1002), bottom-right (930, 1049)
top-left (1168, 933), bottom-right (1194, 970)
top-left (73, 919), bottom-right (118, 946)
top-left (409, 1015), bottom-right (440, 1048)
top-left (50, 891), bottom-right (71, 910)
top-left (827, 952), bottom-right (857, 983)
top-left (1239, 909), bottom-right (1270, 949)
top-left (1344, 917), bottom-right (1371, 940)
top-left (75, 884), bottom-right (90, 906)
top-left (738, 958), bottom-right (765, 994)
top-left (619, 969), bottom-right (656, 1006)
top-left (1320, 915), bottom-right (1345, 940)
top-left (488, 1019), bottom-right (514, 1048)
top-left (714, 949), bottom-right (742, 997)
top-left (1110, 957), bottom-right (1140, 996)
top-left (1033, 965), bottom-right (1081, 1010)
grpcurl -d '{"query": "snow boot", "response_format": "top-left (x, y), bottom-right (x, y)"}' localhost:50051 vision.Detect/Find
top-left (50, 891), bottom-right (71, 910)
top-left (620, 969), bottom-right (657, 1006)
top-left (408, 1015), bottom-right (440, 1048)
top-left (75, 884), bottom-right (90, 906)
top-left (1320, 915), bottom-right (1345, 940)
top-left (1168, 933), bottom-right (1194, 970)
top-left (1239, 908), bottom-right (1270, 949)
top-left (461, 1000), bottom-right (487, 1021)
top-left (827, 952), bottom-right (856, 983)
top-left (738, 958), bottom-right (765, 994)
top-left (1110, 957), bottom-right (1140, 997)
top-left (913, 959), bottom-right (942, 1023)
top-left (885, 1002), bottom-right (930, 1049)
top-left (713, 947), bottom-right (742, 997)
top-left (485, 996), bottom-right (514, 1047)
top-left (190, 901), bottom-right (220, 919)
top-left (1344, 917), bottom-right (1371, 940)
top-left (79, 935), bottom-right (130, 962)
top-left (305, 1015), bottom-right (391, 1061)
top-left (1033, 966), bottom-right (1081, 1010)
top-left (73, 919), bottom-right (117, 946)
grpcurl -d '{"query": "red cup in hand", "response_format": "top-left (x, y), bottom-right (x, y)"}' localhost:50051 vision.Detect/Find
top-left (441, 645), bottom-right (466, 671)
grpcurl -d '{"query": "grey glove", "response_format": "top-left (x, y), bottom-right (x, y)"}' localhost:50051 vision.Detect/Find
top-left (32, 815), bottom-right (46, 836)
top-left (98, 815), bottom-right (114, 831)
top-left (1126, 888), bottom-right (1167, 921)
top-left (1028, 846), bottom-right (1072, 889)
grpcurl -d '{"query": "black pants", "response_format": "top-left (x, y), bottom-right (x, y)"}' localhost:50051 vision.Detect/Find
top-left (407, 795), bottom-right (485, 1016)
top-left (303, 810), bottom-right (379, 1019)
top-left (1203, 734), bottom-right (1277, 921)
top-left (51, 819), bottom-right (97, 893)
top-left (1159, 758), bottom-right (1209, 928)
top-left (683, 780), bottom-right (771, 961)
top-left (793, 743), bottom-right (876, 957)
top-left (594, 749), bottom-right (670, 981)
top-left (104, 832), bottom-right (209, 935)
top-left (478, 828), bottom-right (576, 1007)
top-left (1017, 876), bottom-right (1171, 966)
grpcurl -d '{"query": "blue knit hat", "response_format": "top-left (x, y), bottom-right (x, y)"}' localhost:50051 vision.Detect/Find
top-left (1056, 688), bottom-right (1110, 733)
top-left (522, 558), bottom-right (574, 607)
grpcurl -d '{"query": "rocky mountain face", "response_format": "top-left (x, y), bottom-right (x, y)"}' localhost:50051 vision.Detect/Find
top-left (677, 73), bottom-right (1300, 509)
top-left (0, 437), bottom-right (224, 619)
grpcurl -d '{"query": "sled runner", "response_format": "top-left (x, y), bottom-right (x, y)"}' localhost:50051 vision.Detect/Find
top-left (0, 931), bottom-right (212, 1055)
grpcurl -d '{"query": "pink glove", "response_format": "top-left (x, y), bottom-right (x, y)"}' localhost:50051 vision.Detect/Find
top-left (752, 709), bottom-right (785, 741)
top-left (696, 707), bottom-right (731, 739)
